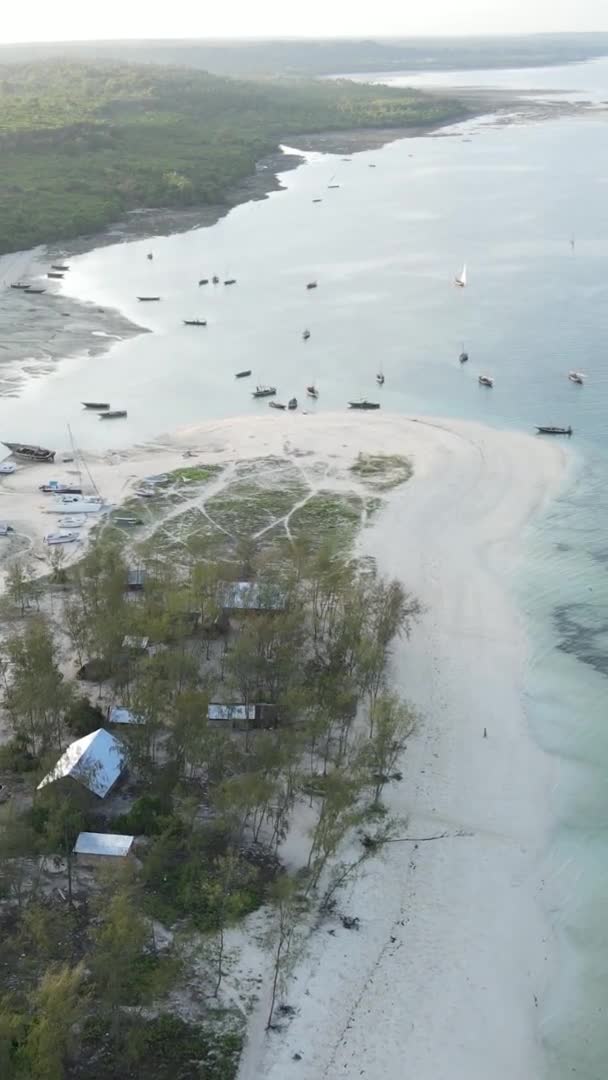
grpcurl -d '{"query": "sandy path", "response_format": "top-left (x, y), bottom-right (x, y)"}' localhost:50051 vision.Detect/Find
top-left (230, 415), bottom-right (566, 1080)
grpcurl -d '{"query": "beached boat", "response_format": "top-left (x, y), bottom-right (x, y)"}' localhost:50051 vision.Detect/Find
top-left (252, 386), bottom-right (276, 398)
top-left (568, 371), bottom-right (585, 384)
top-left (40, 482), bottom-right (82, 495)
top-left (0, 462), bottom-right (16, 475)
top-left (2, 442), bottom-right (55, 463)
top-left (478, 375), bottom-right (493, 387)
top-left (307, 385), bottom-right (319, 399)
top-left (455, 263), bottom-right (467, 288)
top-left (306, 282), bottom-right (318, 290)
top-left (0, 523), bottom-right (13, 536)
top-left (10, 283), bottom-right (30, 290)
top-left (376, 373), bottom-right (385, 386)
top-left (114, 516), bottom-right (143, 526)
top-left (303, 329), bottom-right (311, 341)
top-left (198, 278), bottom-right (209, 285)
top-left (59, 515), bottom-right (86, 528)
top-left (47, 272), bottom-right (64, 279)
top-left (82, 401), bottom-right (109, 410)
top-left (99, 410), bottom-right (127, 419)
top-left (44, 531), bottom-right (79, 546)
top-left (269, 401), bottom-right (286, 410)
top-left (288, 398), bottom-right (298, 410)
top-left (348, 400), bottom-right (380, 410)
top-left (536, 425), bottom-right (573, 436)
top-left (235, 370), bottom-right (252, 379)
top-left (212, 275), bottom-right (220, 284)
top-left (26, 288), bottom-right (46, 295)
top-left (51, 264), bottom-right (69, 271)
top-left (183, 319), bottom-right (207, 326)
top-left (224, 279), bottom-right (237, 286)
top-left (134, 487), bottom-right (156, 498)
top-left (137, 296), bottom-right (160, 302)
top-left (459, 347), bottom-right (469, 364)
top-left (48, 497), bottom-right (103, 514)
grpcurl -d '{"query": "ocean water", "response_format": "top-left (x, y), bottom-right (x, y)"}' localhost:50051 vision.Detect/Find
top-left (2, 57), bottom-right (608, 1078)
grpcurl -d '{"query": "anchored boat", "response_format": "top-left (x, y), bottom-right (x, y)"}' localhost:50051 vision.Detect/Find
top-left (252, 386), bottom-right (276, 398)
top-left (184, 319), bottom-right (207, 326)
top-left (2, 442), bottom-right (55, 463)
top-left (99, 410), bottom-right (127, 419)
top-left (478, 375), bottom-right (493, 388)
top-left (235, 370), bottom-right (252, 379)
top-left (536, 425), bottom-right (573, 436)
top-left (568, 371), bottom-right (585, 384)
top-left (82, 401), bottom-right (110, 410)
top-left (455, 263), bottom-right (467, 288)
top-left (348, 400), bottom-right (380, 410)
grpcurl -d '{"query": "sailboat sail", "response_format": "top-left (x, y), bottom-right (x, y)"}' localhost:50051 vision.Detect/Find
top-left (455, 263), bottom-right (467, 287)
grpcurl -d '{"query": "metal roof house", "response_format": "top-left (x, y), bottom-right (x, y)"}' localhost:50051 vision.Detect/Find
top-left (218, 581), bottom-right (286, 613)
top-left (126, 568), bottom-right (146, 591)
top-left (107, 705), bottom-right (144, 726)
top-left (208, 702), bottom-right (278, 730)
top-left (74, 832), bottom-right (135, 861)
top-left (37, 728), bottom-right (125, 799)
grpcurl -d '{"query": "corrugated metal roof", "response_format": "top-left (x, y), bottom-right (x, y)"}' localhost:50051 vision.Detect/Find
top-left (37, 728), bottom-right (125, 798)
top-left (218, 581), bottom-right (286, 611)
top-left (74, 832), bottom-right (134, 857)
top-left (107, 706), bottom-right (143, 726)
top-left (208, 703), bottom-right (257, 722)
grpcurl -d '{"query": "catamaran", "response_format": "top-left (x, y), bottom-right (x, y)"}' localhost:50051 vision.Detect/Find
top-left (455, 264), bottom-right (467, 288)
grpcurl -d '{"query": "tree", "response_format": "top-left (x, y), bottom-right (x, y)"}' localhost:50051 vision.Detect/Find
top-left (4, 560), bottom-right (39, 616)
top-left (360, 694), bottom-right (417, 805)
top-left (92, 880), bottom-right (150, 1031)
top-left (202, 851), bottom-right (253, 996)
top-left (21, 963), bottom-right (86, 1080)
top-left (265, 876), bottom-right (304, 1029)
top-left (3, 618), bottom-right (73, 757)
top-left (306, 772), bottom-right (364, 891)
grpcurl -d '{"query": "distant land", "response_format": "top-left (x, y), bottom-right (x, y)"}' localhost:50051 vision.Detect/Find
top-left (0, 59), bottom-right (466, 256)
top-left (1, 33), bottom-right (608, 76)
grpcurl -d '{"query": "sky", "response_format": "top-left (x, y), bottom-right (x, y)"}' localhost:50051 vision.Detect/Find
top-left (1, 0), bottom-right (607, 44)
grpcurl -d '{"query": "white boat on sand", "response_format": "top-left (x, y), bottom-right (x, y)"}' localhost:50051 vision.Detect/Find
top-left (44, 531), bottom-right (80, 546)
top-left (455, 263), bottom-right (467, 288)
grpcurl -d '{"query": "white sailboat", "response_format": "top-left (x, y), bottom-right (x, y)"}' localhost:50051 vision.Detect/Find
top-left (455, 263), bottom-right (467, 288)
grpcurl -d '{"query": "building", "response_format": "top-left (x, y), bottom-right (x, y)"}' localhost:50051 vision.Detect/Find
top-left (126, 568), bottom-right (146, 592)
top-left (107, 705), bottom-right (144, 727)
top-left (218, 581), bottom-right (286, 614)
top-left (208, 702), bottom-right (278, 730)
top-left (73, 832), bottom-right (135, 866)
top-left (37, 728), bottom-right (125, 799)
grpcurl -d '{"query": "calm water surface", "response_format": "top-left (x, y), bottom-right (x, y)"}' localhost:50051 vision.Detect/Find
top-left (2, 57), bottom-right (608, 1080)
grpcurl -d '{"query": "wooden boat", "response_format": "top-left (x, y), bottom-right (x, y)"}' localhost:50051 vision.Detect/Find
top-left (212, 275), bottom-right (220, 284)
top-left (455, 264), bottom-right (467, 288)
top-left (307, 385), bottom-right (319, 399)
top-left (288, 398), bottom-right (298, 410)
top-left (376, 373), bottom-right (385, 386)
top-left (10, 283), bottom-right (31, 290)
top-left (99, 410), bottom-right (127, 419)
top-left (147, 253), bottom-right (153, 261)
top-left (47, 272), bottom-right (64, 279)
top-left (44, 531), bottom-right (79, 546)
top-left (478, 375), bottom-right (493, 387)
top-left (235, 370), bottom-right (252, 379)
top-left (303, 329), bottom-right (311, 341)
top-left (2, 441), bottom-right (55, 463)
top-left (536, 425), bottom-right (573, 436)
top-left (114, 516), bottom-right (143, 526)
top-left (328, 184), bottom-right (340, 189)
top-left (184, 319), bottom-right (207, 326)
top-left (459, 348), bottom-right (469, 364)
top-left (224, 279), bottom-right (237, 286)
top-left (312, 198), bottom-right (323, 203)
top-left (348, 400), bottom-right (380, 410)
top-left (40, 483), bottom-right (82, 495)
top-left (306, 282), bottom-right (318, 290)
top-left (137, 296), bottom-right (160, 302)
top-left (198, 278), bottom-right (209, 285)
top-left (269, 401), bottom-right (286, 410)
top-left (0, 462), bottom-right (16, 475)
top-left (253, 386), bottom-right (276, 398)
top-left (51, 264), bottom-right (69, 271)
top-left (82, 401), bottom-right (109, 410)
top-left (568, 371), bottom-right (585, 384)
top-left (26, 288), bottom-right (46, 295)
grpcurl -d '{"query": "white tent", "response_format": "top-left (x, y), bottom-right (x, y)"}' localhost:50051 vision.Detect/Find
top-left (37, 728), bottom-right (125, 799)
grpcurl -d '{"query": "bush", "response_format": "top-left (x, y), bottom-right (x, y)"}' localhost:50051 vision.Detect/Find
top-left (0, 736), bottom-right (38, 773)
top-left (114, 794), bottom-right (176, 837)
top-left (64, 696), bottom-right (105, 737)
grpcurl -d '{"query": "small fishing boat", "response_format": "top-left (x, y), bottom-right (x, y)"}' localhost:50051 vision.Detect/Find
top-left (99, 410), bottom-right (127, 419)
top-left (134, 487), bottom-right (156, 498)
top-left (0, 462), bottom-right (16, 475)
top-left (183, 319), bottom-right (207, 326)
top-left (26, 288), bottom-right (46, 295)
top-left (44, 531), bottom-right (79, 546)
top-left (212, 275), bottom-right (220, 284)
top-left (478, 375), bottom-right (493, 388)
top-left (47, 272), bottom-right (64, 279)
top-left (568, 371), bottom-right (585, 384)
top-left (307, 385), bottom-right (319, 399)
top-left (253, 386), bottom-right (277, 398)
top-left (536, 425), bottom-right (573, 436)
top-left (82, 401), bottom-right (110, 410)
top-left (312, 198), bottom-right (323, 203)
top-left (368, 163), bottom-right (377, 168)
top-left (306, 282), bottom-right (318, 290)
top-left (114, 516), bottom-right (143, 526)
top-left (51, 264), bottom-right (69, 271)
top-left (455, 264), bottom-right (467, 288)
top-left (327, 175), bottom-right (340, 189)
top-left (59, 515), bottom-right (86, 528)
top-left (147, 253), bottom-right (153, 261)
top-left (288, 398), bottom-right (298, 410)
top-left (269, 401), bottom-right (286, 410)
top-left (235, 370), bottom-right (252, 379)
top-left (224, 279), bottom-right (237, 286)
top-left (459, 346), bottom-right (469, 364)
top-left (198, 278), bottom-right (209, 285)
top-left (40, 482), bottom-right (82, 495)
top-left (303, 329), bottom-right (311, 341)
top-left (376, 373), bottom-right (385, 386)
top-left (2, 442), bottom-right (55, 463)
top-left (137, 296), bottom-right (160, 302)
top-left (348, 400), bottom-right (381, 410)
top-left (10, 283), bottom-right (31, 290)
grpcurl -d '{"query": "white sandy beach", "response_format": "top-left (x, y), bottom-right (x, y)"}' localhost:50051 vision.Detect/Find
top-left (0, 412), bottom-right (566, 1079)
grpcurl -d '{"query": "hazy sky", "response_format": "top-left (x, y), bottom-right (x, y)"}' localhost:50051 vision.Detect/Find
top-left (2, 0), bottom-right (607, 44)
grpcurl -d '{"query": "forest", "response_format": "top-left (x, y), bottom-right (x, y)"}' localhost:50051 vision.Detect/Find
top-left (0, 454), bottom-right (419, 1079)
top-left (0, 59), bottom-right (465, 254)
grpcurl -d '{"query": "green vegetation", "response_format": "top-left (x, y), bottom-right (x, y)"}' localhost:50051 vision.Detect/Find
top-left (350, 452), bottom-right (413, 490)
top-left (0, 59), bottom-right (465, 254)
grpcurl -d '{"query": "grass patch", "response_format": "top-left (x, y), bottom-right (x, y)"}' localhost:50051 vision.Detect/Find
top-left (170, 464), bottom-right (223, 484)
top-left (350, 453), bottom-right (413, 490)
top-left (290, 490), bottom-right (363, 548)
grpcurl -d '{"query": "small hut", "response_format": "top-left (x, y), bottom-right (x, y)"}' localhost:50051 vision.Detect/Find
top-left (73, 832), bottom-right (135, 866)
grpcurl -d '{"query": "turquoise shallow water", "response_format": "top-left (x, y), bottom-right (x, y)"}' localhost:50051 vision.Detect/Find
top-left (1, 57), bottom-right (608, 1078)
